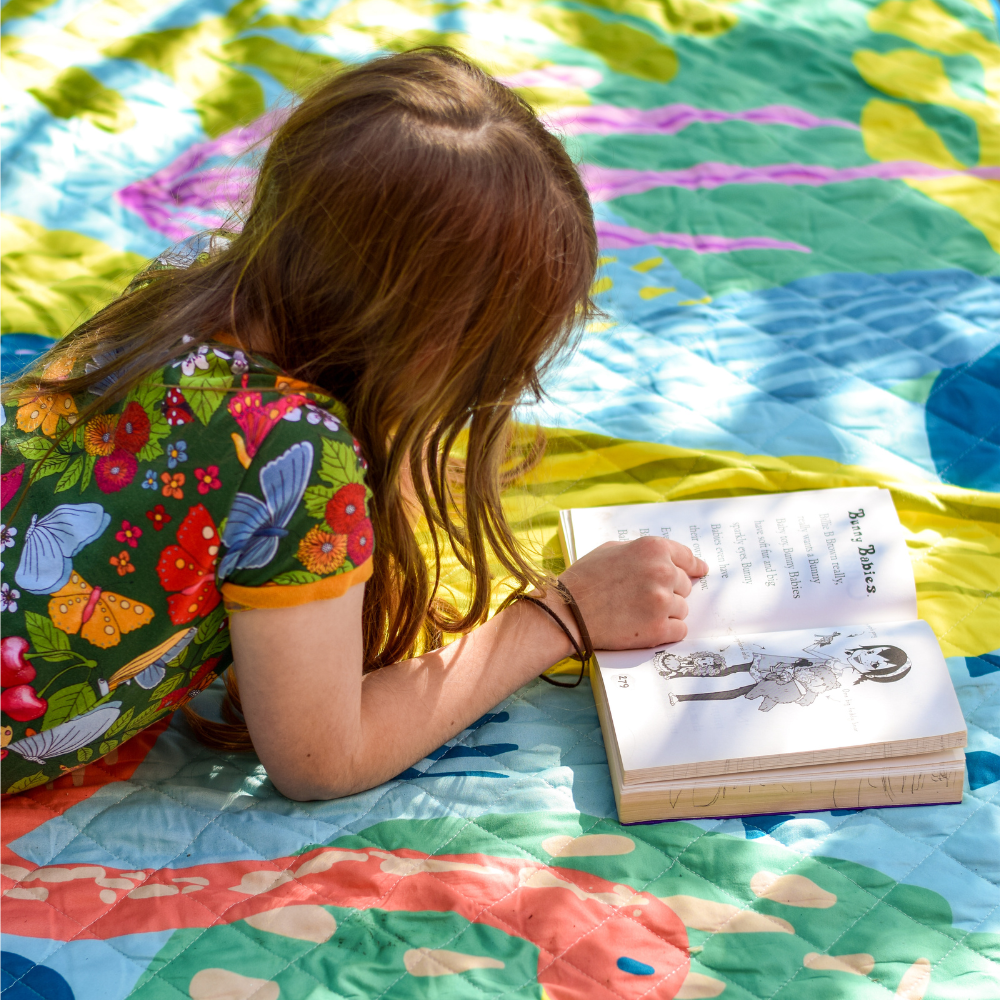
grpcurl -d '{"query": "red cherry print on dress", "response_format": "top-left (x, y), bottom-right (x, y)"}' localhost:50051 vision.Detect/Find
top-left (1, 684), bottom-right (47, 722)
top-left (1, 636), bottom-right (35, 687)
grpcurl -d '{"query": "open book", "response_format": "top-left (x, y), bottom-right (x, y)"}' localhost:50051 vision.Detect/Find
top-left (559, 487), bottom-right (966, 823)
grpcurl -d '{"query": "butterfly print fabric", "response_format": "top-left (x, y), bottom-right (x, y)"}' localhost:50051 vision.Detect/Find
top-left (1, 343), bottom-right (373, 793)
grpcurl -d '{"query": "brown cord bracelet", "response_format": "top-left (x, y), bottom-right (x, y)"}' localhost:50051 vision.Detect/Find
top-left (510, 581), bottom-right (594, 688)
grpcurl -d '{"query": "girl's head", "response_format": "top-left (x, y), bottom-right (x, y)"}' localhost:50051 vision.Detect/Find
top-left (7, 49), bottom-right (597, 675)
top-left (844, 645), bottom-right (911, 684)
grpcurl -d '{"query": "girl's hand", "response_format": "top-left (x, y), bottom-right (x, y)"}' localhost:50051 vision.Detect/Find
top-left (557, 536), bottom-right (708, 649)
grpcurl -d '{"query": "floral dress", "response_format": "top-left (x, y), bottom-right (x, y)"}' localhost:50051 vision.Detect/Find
top-left (0, 343), bottom-right (373, 794)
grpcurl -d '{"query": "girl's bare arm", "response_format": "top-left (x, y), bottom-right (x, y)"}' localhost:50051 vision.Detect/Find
top-left (229, 536), bottom-right (707, 800)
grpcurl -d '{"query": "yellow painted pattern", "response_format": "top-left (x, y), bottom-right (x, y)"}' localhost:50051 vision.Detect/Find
top-left (632, 256), bottom-right (664, 272)
top-left (1, 214), bottom-right (147, 338)
top-left (853, 48), bottom-right (999, 163)
top-left (856, 0), bottom-right (1000, 252)
top-left (639, 286), bottom-right (675, 299)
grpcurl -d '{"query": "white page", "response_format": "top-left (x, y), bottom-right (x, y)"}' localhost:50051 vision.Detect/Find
top-left (597, 619), bottom-right (965, 779)
top-left (563, 487), bottom-right (916, 636)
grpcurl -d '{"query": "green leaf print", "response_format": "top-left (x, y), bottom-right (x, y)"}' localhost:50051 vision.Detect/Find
top-left (271, 570), bottom-right (322, 585)
top-left (6, 772), bottom-right (49, 793)
top-left (54, 454), bottom-right (85, 492)
top-left (180, 355), bottom-right (233, 424)
top-left (33, 451), bottom-right (70, 480)
top-left (139, 414), bottom-right (170, 462)
top-left (55, 421), bottom-right (75, 451)
top-left (126, 378), bottom-right (165, 413)
top-left (104, 706), bottom-right (135, 738)
top-left (41, 681), bottom-right (97, 731)
top-left (148, 674), bottom-right (185, 703)
top-left (202, 629), bottom-right (232, 659)
top-left (195, 604), bottom-right (226, 644)
top-left (17, 437), bottom-right (53, 461)
top-left (166, 644), bottom-right (190, 670)
top-left (98, 739), bottom-right (118, 755)
top-left (303, 484), bottom-right (335, 519)
top-left (76, 746), bottom-right (94, 763)
top-left (24, 610), bottom-right (72, 654)
top-left (318, 437), bottom-right (366, 488)
top-left (79, 454), bottom-right (96, 492)
top-left (127, 703), bottom-right (168, 733)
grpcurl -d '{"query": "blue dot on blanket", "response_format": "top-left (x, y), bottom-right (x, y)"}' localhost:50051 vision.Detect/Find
top-left (966, 751), bottom-right (1000, 791)
top-left (0, 952), bottom-right (74, 1000)
top-left (742, 814), bottom-right (797, 838)
top-left (617, 956), bottom-right (655, 976)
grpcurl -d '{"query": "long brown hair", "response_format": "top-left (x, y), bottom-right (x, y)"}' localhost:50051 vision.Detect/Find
top-left (3, 48), bottom-right (597, 749)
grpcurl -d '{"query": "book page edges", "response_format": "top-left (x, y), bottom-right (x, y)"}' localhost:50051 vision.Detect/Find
top-left (617, 757), bottom-right (965, 823)
top-left (621, 729), bottom-right (968, 785)
top-left (589, 661), bottom-right (627, 819)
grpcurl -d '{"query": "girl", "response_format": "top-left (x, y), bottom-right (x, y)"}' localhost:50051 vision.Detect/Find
top-left (1, 49), bottom-right (706, 799)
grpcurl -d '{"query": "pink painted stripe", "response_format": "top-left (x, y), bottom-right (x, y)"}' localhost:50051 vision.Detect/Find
top-left (584, 161), bottom-right (1000, 200)
top-left (498, 66), bottom-right (603, 89)
top-left (596, 220), bottom-right (810, 254)
top-left (549, 103), bottom-right (859, 135)
top-left (117, 108), bottom-right (291, 240)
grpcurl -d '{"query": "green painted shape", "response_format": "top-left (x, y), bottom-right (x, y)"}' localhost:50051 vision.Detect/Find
top-left (608, 179), bottom-right (1000, 295)
top-left (571, 0), bottom-right (738, 37)
top-left (105, 23), bottom-right (266, 138)
top-left (0, 0), bottom-right (59, 25)
top-left (27, 66), bottom-right (136, 133)
top-left (133, 906), bottom-right (542, 999)
top-left (1, 215), bottom-right (147, 339)
top-left (536, 7), bottom-right (679, 82)
top-left (289, 811), bottom-right (999, 998)
top-left (577, 124), bottom-right (872, 171)
top-left (537, 6), bottom-right (1000, 286)
top-left (888, 372), bottom-right (939, 405)
top-left (195, 68), bottom-right (266, 139)
top-left (223, 35), bottom-right (341, 93)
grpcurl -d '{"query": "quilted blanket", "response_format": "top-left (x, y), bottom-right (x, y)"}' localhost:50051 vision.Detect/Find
top-left (2, 1), bottom-right (999, 998)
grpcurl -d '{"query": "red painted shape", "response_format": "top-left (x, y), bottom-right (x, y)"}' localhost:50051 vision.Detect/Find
top-left (1, 719), bottom-right (170, 854)
top-left (0, 845), bottom-right (690, 999)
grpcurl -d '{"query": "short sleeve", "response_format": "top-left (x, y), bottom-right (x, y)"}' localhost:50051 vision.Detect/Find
top-left (218, 400), bottom-right (374, 612)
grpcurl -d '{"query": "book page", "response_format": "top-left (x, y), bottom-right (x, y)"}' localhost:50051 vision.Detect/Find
top-left (563, 487), bottom-right (917, 636)
top-left (597, 619), bottom-right (965, 781)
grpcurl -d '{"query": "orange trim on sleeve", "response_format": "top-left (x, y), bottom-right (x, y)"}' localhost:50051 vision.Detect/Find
top-left (221, 559), bottom-right (372, 612)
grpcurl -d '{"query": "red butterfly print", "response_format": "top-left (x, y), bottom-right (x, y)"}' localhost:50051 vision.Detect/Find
top-left (162, 387), bottom-right (194, 427)
top-left (155, 504), bottom-right (222, 625)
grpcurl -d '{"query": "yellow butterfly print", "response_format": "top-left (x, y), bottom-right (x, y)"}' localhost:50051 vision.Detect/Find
top-left (48, 571), bottom-right (154, 649)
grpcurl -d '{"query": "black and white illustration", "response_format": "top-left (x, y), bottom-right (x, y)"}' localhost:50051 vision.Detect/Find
top-left (652, 632), bottom-right (912, 712)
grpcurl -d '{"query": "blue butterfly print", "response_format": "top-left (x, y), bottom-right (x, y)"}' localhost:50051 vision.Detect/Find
top-left (14, 503), bottom-right (111, 594)
top-left (219, 441), bottom-right (313, 579)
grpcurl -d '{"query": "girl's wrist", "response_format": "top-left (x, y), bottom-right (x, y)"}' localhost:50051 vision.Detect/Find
top-left (527, 587), bottom-right (583, 659)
